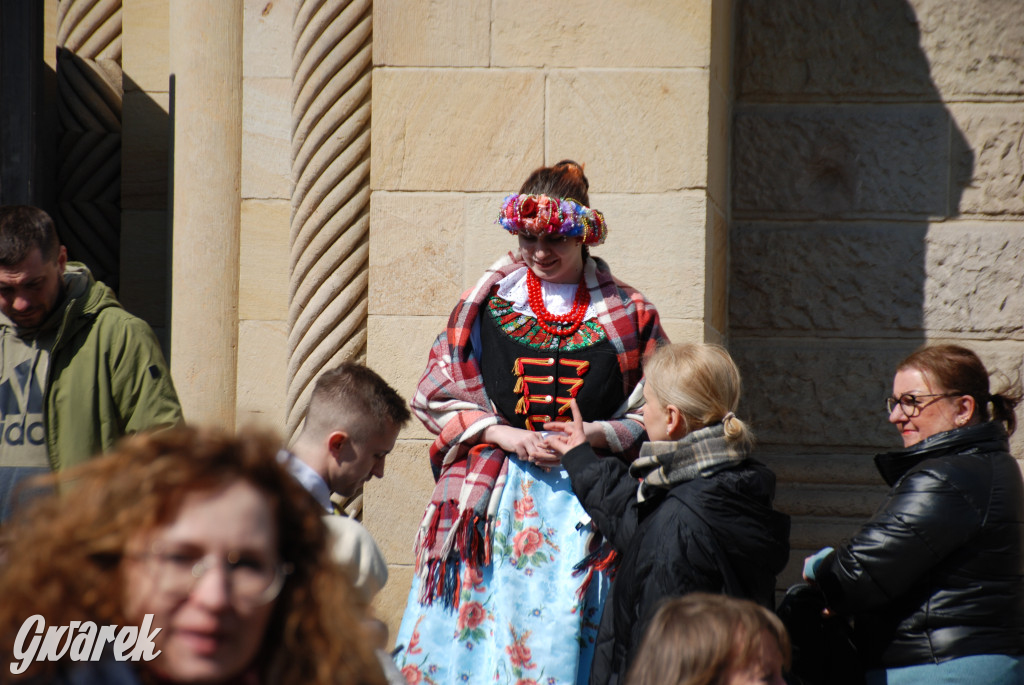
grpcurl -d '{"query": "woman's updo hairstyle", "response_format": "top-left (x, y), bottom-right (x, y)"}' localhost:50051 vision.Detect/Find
top-left (897, 343), bottom-right (1022, 435)
top-left (518, 160), bottom-right (593, 261)
top-left (519, 159), bottom-right (590, 206)
top-left (643, 343), bottom-right (753, 447)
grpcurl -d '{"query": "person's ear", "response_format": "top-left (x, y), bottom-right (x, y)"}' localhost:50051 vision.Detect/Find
top-left (327, 430), bottom-right (350, 461)
top-left (665, 404), bottom-right (688, 439)
top-left (954, 394), bottom-right (976, 427)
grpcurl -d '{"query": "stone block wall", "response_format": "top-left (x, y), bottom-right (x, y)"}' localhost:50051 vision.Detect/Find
top-left (236, 0), bottom-right (294, 431)
top-left (368, 0), bottom-right (732, 636)
top-left (731, 0), bottom-right (1024, 587)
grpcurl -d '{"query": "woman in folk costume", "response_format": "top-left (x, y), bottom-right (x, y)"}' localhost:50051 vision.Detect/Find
top-left (395, 160), bottom-right (667, 685)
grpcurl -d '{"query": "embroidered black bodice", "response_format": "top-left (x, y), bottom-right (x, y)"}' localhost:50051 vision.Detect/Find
top-left (480, 294), bottom-right (624, 431)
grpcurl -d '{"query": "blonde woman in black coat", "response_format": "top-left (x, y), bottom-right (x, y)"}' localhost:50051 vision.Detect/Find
top-left (546, 343), bottom-right (790, 685)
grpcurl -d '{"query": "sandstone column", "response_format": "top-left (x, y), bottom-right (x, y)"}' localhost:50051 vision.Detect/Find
top-left (169, 1), bottom-right (242, 427)
top-left (286, 0), bottom-right (373, 440)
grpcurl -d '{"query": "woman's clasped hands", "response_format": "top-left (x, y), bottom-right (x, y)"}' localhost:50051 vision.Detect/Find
top-left (481, 399), bottom-right (594, 470)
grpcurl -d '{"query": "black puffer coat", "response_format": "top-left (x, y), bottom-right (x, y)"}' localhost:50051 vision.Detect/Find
top-left (561, 443), bottom-right (791, 685)
top-left (816, 422), bottom-right (1024, 669)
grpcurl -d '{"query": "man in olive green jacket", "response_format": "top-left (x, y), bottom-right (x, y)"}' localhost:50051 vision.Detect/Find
top-left (0, 205), bottom-right (182, 520)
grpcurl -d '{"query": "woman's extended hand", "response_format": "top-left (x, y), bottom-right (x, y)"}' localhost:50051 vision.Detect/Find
top-left (481, 424), bottom-right (559, 468)
top-left (543, 399), bottom-right (588, 455)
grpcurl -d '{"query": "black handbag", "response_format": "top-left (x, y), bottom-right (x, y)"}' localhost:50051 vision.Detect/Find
top-left (776, 582), bottom-right (864, 685)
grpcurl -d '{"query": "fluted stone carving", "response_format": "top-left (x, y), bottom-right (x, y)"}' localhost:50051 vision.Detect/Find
top-left (56, 0), bottom-right (122, 289)
top-left (287, 0), bottom-right (373, 439)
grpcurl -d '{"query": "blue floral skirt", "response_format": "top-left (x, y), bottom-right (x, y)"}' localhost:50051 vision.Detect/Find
top-left (395, 456), bottom-right (608, 685)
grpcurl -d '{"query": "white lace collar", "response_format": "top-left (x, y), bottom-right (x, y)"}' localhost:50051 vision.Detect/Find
top-left (494, 267), bottom-right (598, 320)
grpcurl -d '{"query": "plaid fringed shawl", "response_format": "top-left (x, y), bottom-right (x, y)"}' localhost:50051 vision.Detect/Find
top-left (410, 253), bottom-right (666, 608)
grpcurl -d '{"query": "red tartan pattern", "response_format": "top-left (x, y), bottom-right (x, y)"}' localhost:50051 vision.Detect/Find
top-left (409, 253), bottom-right (667, 607)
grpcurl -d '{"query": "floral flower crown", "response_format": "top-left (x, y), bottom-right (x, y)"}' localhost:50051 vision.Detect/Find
top-left (498, 193), bottom-right (608, 246)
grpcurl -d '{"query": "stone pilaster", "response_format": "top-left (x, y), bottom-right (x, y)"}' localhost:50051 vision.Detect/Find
top-left (168, 0), bottom-right (242, 427)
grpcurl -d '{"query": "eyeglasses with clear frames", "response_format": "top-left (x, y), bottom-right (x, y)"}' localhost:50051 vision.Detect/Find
top-left (133, 548), bottom-right (293, 609)
top-left (884, 392), bottom-right (961, 417)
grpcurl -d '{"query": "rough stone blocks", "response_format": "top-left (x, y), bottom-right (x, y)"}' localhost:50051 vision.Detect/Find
top-left (731, 221), bottom-right (1024, 338)
top-left (921, 222), bottom-right (1024, 335)
top-left (732, 338), bottom-right (1024, 455)
top-left (734, 0), bottom-right (1023, 101)
top-left (731, 222), bottom-right (928, 336)
top-left (371, 69), bottom-right (544, 192)
top-left (369, 193), bottom-right (466, 316)
top-left (733, 105), bottom-right (950, 218)
top-left (240, 199), bottom-right (290, 321)
top-left (949, 104), bottom-right (1024, 217)
top-left (548, 70), bottom-right (710, 194)
top-left (730, 340), bottom-right (913, 449)
top-left (373, 0), bottom-right (489, 67)
top-left (914, 0), bottom-right (1024, 99)
top-left (595, 192), bottom-right (706, 320)
top-left (242, 77), bottom-right (292, 200)
top-left (492, 0), bottom-right (711, 68)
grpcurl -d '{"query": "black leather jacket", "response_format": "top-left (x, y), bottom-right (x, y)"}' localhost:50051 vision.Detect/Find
top-left (817, 422), bottom-right (1024, 668)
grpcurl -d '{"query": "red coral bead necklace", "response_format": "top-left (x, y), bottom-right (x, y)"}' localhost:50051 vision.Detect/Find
top-left (526, 269), bottom-right (590, 337)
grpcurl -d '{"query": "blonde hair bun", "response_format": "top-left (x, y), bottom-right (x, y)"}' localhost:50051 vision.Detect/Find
top-left (644, 343), bottom-right (754, 447)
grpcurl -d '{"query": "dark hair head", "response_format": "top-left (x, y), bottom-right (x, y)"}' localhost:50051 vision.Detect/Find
top-left (897, 343), bottom-right (1022, 435)
top-left (518, 160), bottom-right (594, 259)
top-left (0, 205), bottom-right (61, 266)
top-left (625, 593), bottom-right (791, 685)
top-left (519, 160), bottom-right (591, 207)
top-left (303, 362), bottom-right (411, 443)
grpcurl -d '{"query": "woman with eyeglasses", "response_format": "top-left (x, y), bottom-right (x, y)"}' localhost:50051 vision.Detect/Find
top-left (0, 426), bottom-right (386, 685)
top-left (802, 344), bottom-right (1024, 684)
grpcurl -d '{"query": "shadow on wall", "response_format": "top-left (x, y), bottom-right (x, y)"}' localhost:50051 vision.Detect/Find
top-left (729, 0), bottom-right (976, 575)
top-left (117, 73), bottom-right (172, 351)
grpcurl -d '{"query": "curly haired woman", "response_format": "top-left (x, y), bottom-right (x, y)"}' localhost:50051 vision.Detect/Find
top-left (0, 426), bottom-right (385, 685)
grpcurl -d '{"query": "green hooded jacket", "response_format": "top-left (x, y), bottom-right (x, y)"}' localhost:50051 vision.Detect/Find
top-left (42, 263), bottom-right (183, 470)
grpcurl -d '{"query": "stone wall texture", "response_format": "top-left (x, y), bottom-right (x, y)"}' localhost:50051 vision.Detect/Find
top-left (732, 0), bottom-right (1024, 576)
